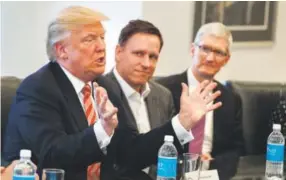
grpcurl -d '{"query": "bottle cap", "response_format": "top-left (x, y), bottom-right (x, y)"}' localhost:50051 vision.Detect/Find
top-left (273, 124), bottom-right (281, 131)
top-left (20, 149), bottom-right (31, 158)
top-left (164, 135), bottom-right (174, 142)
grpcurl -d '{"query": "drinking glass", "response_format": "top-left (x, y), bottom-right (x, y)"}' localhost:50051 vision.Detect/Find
top-left (181, 153), bottom-right (201, 180)
top-left (42, 169), bottom-right (65, 180)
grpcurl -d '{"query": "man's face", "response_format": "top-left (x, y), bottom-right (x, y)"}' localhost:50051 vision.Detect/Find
top-left (115, 33), bottom-right (160, 91)
top-left (57, 22), bottom-right (106, 82)
top-left (191, 34), bottom-right (230, 79)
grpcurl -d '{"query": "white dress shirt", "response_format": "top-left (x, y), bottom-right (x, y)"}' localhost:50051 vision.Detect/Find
top-left (113, 68), bottom-right (194, 145)
top-left (113, 68), bottom-right (151, 134)
top-left (60, 65), bottom-right (112, 152)
top-left (187, 67), bottom-right (214, 170)
top-left (113, 68), bottom-right (194, 173)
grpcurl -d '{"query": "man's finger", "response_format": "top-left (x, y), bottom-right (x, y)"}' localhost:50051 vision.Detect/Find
top-left (99, 95), bottom-right (108, 113)
top-left (200, 82), bottom-right (217, 98)
top-left (195, 80), bottom-right (209, 94)
top-left (93, 82), bottom-right (99, 88)
top-left (95, 86), bottom-right (108, 105)
top-left (103, 108), bottom-right (118, 120)
top-left (204, 90), bottom-right (221, 104)
top-left (181, 83), bottom-right (189, 98)
top-left (207, 102), bottom-right (222, 112)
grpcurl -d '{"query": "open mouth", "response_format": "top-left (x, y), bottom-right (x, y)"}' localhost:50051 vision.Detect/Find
top-left (96, 57), bottom-right (105, 64)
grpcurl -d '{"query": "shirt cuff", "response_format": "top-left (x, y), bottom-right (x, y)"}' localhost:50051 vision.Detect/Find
top-left (171, 114), bottom-right (194, 145)
top-left (93, 119), bottom-right (113, 153)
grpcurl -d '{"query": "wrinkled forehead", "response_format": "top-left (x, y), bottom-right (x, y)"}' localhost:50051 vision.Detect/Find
top-left (198, 34), bottom-right (229, 52)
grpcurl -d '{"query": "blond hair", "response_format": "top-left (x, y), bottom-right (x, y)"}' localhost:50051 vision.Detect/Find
top-left (46, 6), bottom-right (109, 61)
top-left (194, 22), bottom-right (233, 52)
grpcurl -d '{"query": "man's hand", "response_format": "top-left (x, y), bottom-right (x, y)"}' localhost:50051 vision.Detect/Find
top-left (179, 80), bottom-right (222, 131)
top-left (94, 83), bottom-right (118, 136)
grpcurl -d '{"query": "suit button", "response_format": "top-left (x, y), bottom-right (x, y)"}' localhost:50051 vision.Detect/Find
top-left (113, 164), bottom-right (119, 170)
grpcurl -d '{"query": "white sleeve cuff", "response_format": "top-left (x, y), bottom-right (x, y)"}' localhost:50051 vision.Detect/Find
top-left (93, 119), bottom-right (113, 153)
top-left (171, 114), bottom-right (194, 145)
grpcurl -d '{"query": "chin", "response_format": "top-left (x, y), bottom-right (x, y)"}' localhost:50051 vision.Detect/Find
top-left (94, 66), bottom-right (105, 74)
top-left (199, 71), bottom-right (216, 79)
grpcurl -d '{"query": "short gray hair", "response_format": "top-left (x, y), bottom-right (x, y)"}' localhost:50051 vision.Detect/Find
top-left (194, 22), bottom-right (233, 52)
top-left (46, 6), bottom-right (109, 61)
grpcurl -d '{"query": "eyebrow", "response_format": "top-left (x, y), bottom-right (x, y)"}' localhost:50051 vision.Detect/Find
top-left (84, 31), bottom-right (106, 36)
top-left (132, 50), bottom-right (159, 57)
top-left (203, 44), bottom-right (227, 52)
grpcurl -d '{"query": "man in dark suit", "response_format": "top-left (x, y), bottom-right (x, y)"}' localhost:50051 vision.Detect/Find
top-left (105, 20), bottom-right (176, 179)
top-left (3, 6), bottom-right (119, 180)
top-left (102, 20), bottom-right (222, 179)
top-left (157, 22), bottom-right (244, 180)
top-left (3, 7), bottom-right (222, 180)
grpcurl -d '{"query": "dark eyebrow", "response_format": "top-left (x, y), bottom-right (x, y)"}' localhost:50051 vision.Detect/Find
top-left (132, 50), bottom-right (146, 53)
top-left (149, 52), bottom-right (159, 58)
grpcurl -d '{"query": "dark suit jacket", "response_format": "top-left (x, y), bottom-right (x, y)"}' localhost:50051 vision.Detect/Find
top-left (3, 62), bottom-right (185, 180)
top-left (156, 70), bottom-right (244, 180)
top-left (104, 71), bottom-right (176, 179)
top-left (4, 62), bottom-right (107, 179)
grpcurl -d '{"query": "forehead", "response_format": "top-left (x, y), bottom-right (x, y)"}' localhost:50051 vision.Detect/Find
top-left (199, 34), bottom-right (229, 51)
top-left (124, 33), bottom-right (161, 53)
top-left (73, 22), bottom-right (105, 36)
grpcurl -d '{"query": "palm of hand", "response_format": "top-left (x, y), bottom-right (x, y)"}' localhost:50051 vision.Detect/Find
top-left (179, 81), bottom-right (221, 130)
top-left (95, 86), bottom-right (118, 129)
top-left (181, 90), bottom-right (207, 124)
top-left (188, 90), bottom-right (208, 122)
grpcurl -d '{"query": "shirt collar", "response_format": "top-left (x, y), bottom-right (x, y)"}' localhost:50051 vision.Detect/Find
top-left (60, 65), bottom-right (92, 95)
top-left (113, 68), bottom-right (150, 98)
top-left (187, 67), bottom-right (215, 94)
top-left (187, 67), bottom-right (200, 87)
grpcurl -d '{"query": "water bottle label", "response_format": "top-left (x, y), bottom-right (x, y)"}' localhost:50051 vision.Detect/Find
top-left (157, 156), bottom-right (177, 178)
top-left (13, 175), bottom-right (35, 180)
top-left (266, 144), bottom-right (284, 162)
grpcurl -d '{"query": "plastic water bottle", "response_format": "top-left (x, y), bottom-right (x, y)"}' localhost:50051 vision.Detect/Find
top-left (265, 124), bottom-right (285, 180)
top-left (157, 135), bottom-right (178, 180)
top-left (13, 149), bottom-right (36, 180)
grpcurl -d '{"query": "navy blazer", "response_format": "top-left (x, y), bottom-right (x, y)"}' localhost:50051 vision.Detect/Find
top-left (4, 62), bottom-right (106, 179)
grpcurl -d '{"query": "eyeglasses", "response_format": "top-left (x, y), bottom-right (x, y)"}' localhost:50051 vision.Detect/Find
top-left (195, 44), bottom-right (229, 58)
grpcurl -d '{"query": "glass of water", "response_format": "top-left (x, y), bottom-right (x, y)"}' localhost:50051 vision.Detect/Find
top-left (181, 153), bottom-right (201, 180)
top-left (42, 169), bottom-right (65, 180)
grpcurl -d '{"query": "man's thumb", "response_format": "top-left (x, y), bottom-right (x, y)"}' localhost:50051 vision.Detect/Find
top-left (181, 82), bottom-right (189, 98)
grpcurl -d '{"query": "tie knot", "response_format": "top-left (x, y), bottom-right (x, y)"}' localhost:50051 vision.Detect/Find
top-left (82, 84), bottom-right (91, 96)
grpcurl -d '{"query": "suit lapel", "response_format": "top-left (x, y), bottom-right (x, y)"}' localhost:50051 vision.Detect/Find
top-left (145, 85), bottom-right (160, 129)
top-left (106, 71), bottom-right (139, 131)
top-left (50, 62), bottom-right (88, 131)
top-left (212, 81), bottom-right (225, 152)
top-left (175, 71), bottom-right (188, 107)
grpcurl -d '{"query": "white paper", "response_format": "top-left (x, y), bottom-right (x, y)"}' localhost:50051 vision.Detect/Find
top-left (184, 170), bottom-right (219, 180)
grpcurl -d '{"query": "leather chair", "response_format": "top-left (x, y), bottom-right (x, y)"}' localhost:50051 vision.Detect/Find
top-left (1, 76), bottom-right (22, 165)
top-left (225, 80), bottom-right (286, 179)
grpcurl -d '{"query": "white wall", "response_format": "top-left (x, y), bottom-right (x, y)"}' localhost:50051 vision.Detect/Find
top-left (143, 1), bottom-right (286, 83)
top-left (2, 1), bottom-right (286, 83)
top-left (1, 1), bottom-right (142, 78)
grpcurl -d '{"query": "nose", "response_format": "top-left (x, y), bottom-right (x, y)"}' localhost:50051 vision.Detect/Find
top-left (141, 56), bottom-right (151, 68)
top-left (206, 52), bottom-right (216, 62)
top-left (95, 37), bottom-right (105, 52)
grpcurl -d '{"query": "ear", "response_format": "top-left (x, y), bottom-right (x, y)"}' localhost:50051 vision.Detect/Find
top-left (54, 42), bottom-right (68, 61)
top-left (190, 43), bottom-right (196, 57)
top-left (222, 55), bottom-right (230, 66)
top-left (115, 44), bottom-right (123, 63)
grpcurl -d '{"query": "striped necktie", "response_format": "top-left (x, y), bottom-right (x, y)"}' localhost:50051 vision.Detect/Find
top-left (82, 84), bottom-right (101, 180)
